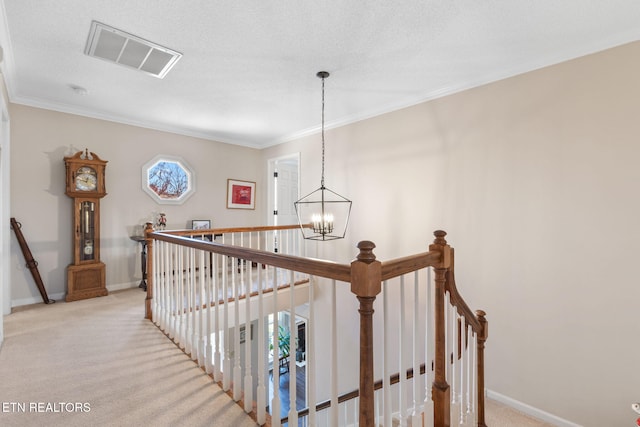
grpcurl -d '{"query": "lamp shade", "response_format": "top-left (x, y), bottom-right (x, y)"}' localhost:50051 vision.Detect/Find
top-left (295, 185), bottom-right (352, 241)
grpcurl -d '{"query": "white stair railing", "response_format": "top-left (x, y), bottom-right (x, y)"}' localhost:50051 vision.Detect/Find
top-left (148, 225), bottom-right (311, 425)
top-left (145, 227), bottom-right (487, 427)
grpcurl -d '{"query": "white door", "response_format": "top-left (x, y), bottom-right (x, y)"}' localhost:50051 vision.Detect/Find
top-left (268, 154), bottom-right (299, 227)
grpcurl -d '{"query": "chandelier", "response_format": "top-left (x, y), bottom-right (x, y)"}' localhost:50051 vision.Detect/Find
top-left (295, 71), bottom-right (352, 241)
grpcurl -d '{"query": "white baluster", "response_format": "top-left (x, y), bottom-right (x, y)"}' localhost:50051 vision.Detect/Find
top-left (375, 386), bottom-right (381, 427)
top-left (445, 292), bottom-right (451, 392)
top-left (205, 249), bottom-right (213, 375)
top-left (287, 269), bottom-right (298, 426)
top-left (176, 245), bottom-right (183, 347)
top-left (308, 276), bottom-right (317, 427)
top-left (188, 247), bottom-right (196, 359)
top-left (383, 280), bottom-right (392, 427)
top-left (455, 315), bottom-right (467, 427)
top-left (271, 267), bottom-right (281, 427)
top-left (169, 243), bottom-right (177, 340)
top-left (195, 250), bottom-right (202, 366)
top-left (354, 397), bottom-right (359, 427)
top-left (168, 244), bottom-right (175, 339)
top-left (182, 245), bottom-right (189, 351)
top-left (471, 331), bottom-right (478, 425)
top-left (177, 245), bottom-right (185, 349)
top-left (330, 279), bottom-right (338, 427)
top-left (174, 244), bottom-right (181, 343)
top-left (233, 234), bottom-right (242, 401)
top-left (243, 257), bottom-right (253, 413)
top-left (213, 252), bottom-right (222, 382)
top-left (198, 249), bottom-right (206, 368)
top-left (412, 270), bottom-right (423, 426)
top-left (151, 238), bottom-right (159, 325)
top-left (256, 262), bottom-right (266, 425)
top-left (153, 239), bottom-right (160, 327)
top-left (462, 324), bottom-right (472, 426)
top-left (222, 245), bottom-right (231, 391)
top-left (342, 401), bottom-right (347, 426)
top-left (159, 241), bottom-right (166, 333)
top-left (450, 300), bottom-right (461, 427)
top-left (160, 241), bottom-right (168, 332)
top-left (424, 268), bottom-right (435, 427)
top-left (399, 275), bottom-right (407, 426)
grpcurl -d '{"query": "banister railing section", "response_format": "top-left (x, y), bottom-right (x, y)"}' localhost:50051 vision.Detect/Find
top-left (144, 224), bottom-right (488, 427)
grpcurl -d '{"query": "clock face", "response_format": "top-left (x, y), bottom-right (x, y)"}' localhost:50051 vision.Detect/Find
top-left (75, 167), bottom-right (97, 191)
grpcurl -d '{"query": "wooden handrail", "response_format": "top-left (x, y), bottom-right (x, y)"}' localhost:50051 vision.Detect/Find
top-left (148, 230), bottom-right (352, 282)
top-left (445, 249), bottom-right (482, 332)
top-left (380, 250), bottom-right (443, 280)
top-left (160, 223), bottom-right (305, 236)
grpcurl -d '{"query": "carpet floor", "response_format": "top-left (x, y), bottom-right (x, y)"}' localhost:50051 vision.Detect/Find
top-left (0, 287), bottom-right (553, 426)
top-left (0, 288), bottom-right (258, 427)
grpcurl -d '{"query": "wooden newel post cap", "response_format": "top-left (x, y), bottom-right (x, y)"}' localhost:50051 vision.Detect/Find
top-left (433, 230), bottom-right (447, 245)
top-left (351, 241), bottom-right (381, 297)
top-left (430, 230), bottom-right (451, 269)
top-left (144, 222), bottom-right (154, 235)
top-left (476, 309), bottom-right (488, 340)
top-left (357, 240), bottom-right (377, 263)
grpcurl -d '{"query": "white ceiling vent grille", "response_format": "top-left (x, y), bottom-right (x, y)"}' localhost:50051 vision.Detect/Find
top-left (84, 21), bottom-right (181, 79)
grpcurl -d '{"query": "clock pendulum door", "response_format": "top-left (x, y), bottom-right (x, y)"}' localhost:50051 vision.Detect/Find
top-left (66, 197), bottom-right (107, 302)
top-left (80, 201), bottom-right (95, 261)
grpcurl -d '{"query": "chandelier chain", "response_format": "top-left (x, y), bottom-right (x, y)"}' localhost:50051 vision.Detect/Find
top-left (320, 74), bottom-right (326, 188)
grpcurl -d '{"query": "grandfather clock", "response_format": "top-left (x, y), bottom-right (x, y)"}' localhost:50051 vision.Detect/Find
top-left (64, 149), bottom-right (108, 302)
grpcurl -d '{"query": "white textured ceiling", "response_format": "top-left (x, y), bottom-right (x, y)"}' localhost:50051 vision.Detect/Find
top-left (0, 1), bottom-right (639, 148)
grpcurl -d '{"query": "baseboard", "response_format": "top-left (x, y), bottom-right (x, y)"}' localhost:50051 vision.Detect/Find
top-left (10, 282), bottom-right (140, 308)
top-left (107, 281), bottom-right (142, 293)
top-left (11, 291), bottom-right (65, 307)
top-left (486, 389), bottom-right (583, 427)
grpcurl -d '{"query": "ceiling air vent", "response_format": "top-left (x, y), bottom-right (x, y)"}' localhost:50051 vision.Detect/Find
top-left (84, 21), bottom-right (181, 79)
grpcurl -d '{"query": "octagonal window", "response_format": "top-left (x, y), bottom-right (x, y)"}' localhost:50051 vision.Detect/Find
top-left (142, 155), bottom-right (195, 204)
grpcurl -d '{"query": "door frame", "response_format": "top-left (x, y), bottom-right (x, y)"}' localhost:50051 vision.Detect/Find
top-left (0, 82), bottom-right (10, 333)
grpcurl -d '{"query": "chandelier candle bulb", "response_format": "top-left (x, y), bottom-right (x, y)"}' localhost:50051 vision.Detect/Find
top-left (312, 213), bottom-right (334, 234)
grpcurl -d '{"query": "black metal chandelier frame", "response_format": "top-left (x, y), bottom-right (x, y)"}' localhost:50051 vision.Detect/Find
top-left (294, 71), bottom-right (352, 241)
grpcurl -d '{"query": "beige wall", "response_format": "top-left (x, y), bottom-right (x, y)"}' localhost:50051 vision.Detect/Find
top-left (9, 105), bottom-right (263, 303)
top-left (263, 42), bottom-right (640, 426)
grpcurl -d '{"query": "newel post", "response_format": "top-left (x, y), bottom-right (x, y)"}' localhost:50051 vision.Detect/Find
top-left (476, 309), bottom-right (488, 427)
top-left (350, 241), bottom-right (382, 427)
top-left (429, 230), bottom-right (452, 426)
top-left (144, 222), bottom-right (154, 320)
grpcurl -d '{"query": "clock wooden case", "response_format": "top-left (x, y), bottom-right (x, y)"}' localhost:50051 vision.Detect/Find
top-left (64, 149), bottom-right (108, 302)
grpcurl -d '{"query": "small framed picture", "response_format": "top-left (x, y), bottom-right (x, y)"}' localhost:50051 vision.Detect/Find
top-left (191, 220), bottom-right (211, 230)
top-left (227, 179), bottom-right (255, 209)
